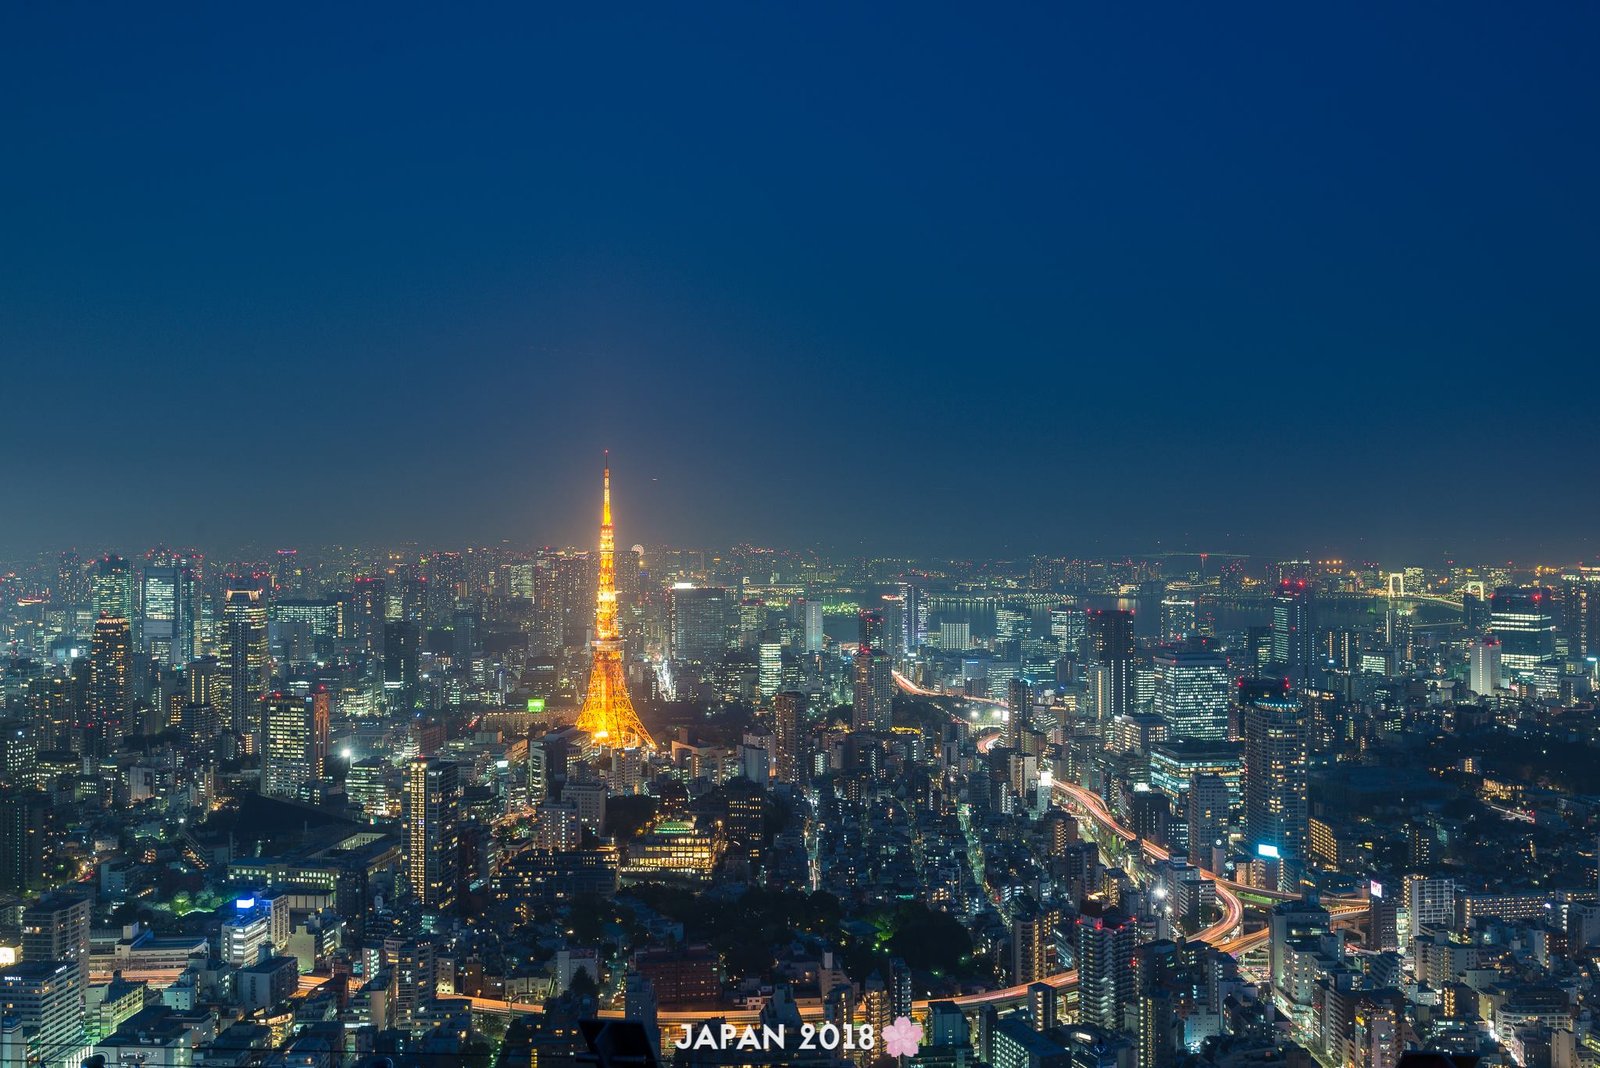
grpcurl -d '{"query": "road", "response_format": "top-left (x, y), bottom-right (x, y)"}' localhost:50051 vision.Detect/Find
top-left (893, 669), bottom-right (1007, 708)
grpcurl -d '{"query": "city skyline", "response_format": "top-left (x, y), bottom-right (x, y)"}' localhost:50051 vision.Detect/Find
top-left (3, 9), bottom-right (1600, 1068)
top-left (0, 446), bottom-right (1594, 567)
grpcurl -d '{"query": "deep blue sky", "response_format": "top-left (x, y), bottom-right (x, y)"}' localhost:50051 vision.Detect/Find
top-left (3, 4), bottom-right (1596, 562)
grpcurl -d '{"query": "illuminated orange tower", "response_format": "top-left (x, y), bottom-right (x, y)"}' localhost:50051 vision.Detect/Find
top-left (574, 454), bottom-right (655, 749)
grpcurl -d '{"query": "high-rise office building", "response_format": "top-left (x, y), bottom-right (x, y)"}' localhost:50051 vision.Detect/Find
top-left (140, 565), bottom-right (179, 664)
top-left (179, 655), bottom-right (223, 734)
top-left (1462, 591), bottom-right (1489, 635)
top-left (531, 551), bottom-right (589, 655)
top-left (878, 598), bottom-right (904, 663)
top-left (92, 555), bottom-right (134, 625)
top-left (1243, 696), bottom-right (1308, 890)
top-left (624, 972), bottom-right (661, 1053)
top-left (859, 609), bottom-right (885, 654)
top-left (1185, 772), bottom-right (1231, 870)
top-left (802, 600), bottom-right (824, 654)
top-left (55, 551), bottom-right (89, 609)
top-left (670, 586), bottom-right (733, 663)
top-left (403, 757), bottom-right (460, 909)
top-left (1489, 587), bottom-right (1560, 694)
top-left (383, 620), bottom-right (421, 709)
top-left (898, 583), bottom-right (927, 654)
top-left (757, 642), bottom-right (782, 698)
top-left (261, 689), bottom-right (330, 799)
top-left (270, 599), bottom-right (341, 667)
top-left (940, 621), bottom-right (970, 652)
top-left (1075, 907), bottom-right (1137, 1031)
top-left (1151, 638), bottom-right (1230, 742)
top-left (1086, 609), bottom-right (1136, 722)
top-left (1270, 581), bottom-right (1315, 687)
top-left (1467, 637), bottom-right (1501, 696)
top-left (1158, 597), bottom-right (1198, 642)
top-left (1050, 605), bottom-right (1085, 659)
top-left (271, 547), bottom-right (303, 596)
top-left (426, 551), bottom-right (464, 626)
top-left (220, 588), bottom-right (269, 736)
top-left (350, 576), bottom-right (387, 657)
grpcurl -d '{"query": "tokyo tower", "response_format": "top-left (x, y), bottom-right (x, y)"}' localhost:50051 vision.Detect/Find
top-left (573, 454), bottom-right (655, 749)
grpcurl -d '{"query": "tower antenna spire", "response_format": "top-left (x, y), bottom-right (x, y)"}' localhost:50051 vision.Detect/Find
top-left (574, 452), bottom-right (654, 749)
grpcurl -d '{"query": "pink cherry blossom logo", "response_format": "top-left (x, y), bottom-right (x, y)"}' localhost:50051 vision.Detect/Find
top-left (882, 1016), bottom-right (923, 1058)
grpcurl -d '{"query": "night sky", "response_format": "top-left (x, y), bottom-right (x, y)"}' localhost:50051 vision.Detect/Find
top-left (3, 4), bottom-right (1597, 562)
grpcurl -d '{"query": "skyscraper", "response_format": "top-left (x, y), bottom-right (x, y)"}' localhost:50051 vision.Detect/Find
top-left (671, 586), bottom-right (733, 663)
top-left (403, 756), bottom-right (460, 909)
top-left (1075, 907), bottom-right (1137, 1032)
top-left (853, 609), bottom-right (893, 731)
top-left (1006, 677), bottom-right (1031, 749)
top-left (757, 642), bottom-right (782, 698)
top-left (1270, 581), bottom-right (1315, 687)
top-left (878, 598), bottom-right (904, 664)
top-left (1243, 696), bottom-right (1308, 890)
top-left (140, 564), bottom-right (179, 664)
top-left (802, 600), bottom-right (824, 654)
top-left (1050, 605), bottom-right (1085, 659)
top-left (92, 555), bottom-right (134, 624)
top-left (1151, 638), bottom-right (1230, 742)
top-left (89, 615), bottom-right (132, 751)
top-left (859, 608), bottom-right (885, 654)
top-left (575, 456), bottom-right (655, 749)
top-left (1185, 772), bottom-right (1231, 870)
top-left (383, 620), bottom-right (421, 708)
top-left (180, 655), bottom-right (223, 736)
top-left (261, 689), bottom-right (330, 799)
top-left (1467, 637), bottom-right (1501, 696)
top-left (350, 575), bottom-right (387, 657)
top-left (55, 551), bottom-right (89, 609)
top-left (1268, 897), bottom-right (1331, 1010)
top-left (1086, 609), bottom-right (1136, 722)
top-left (898, 582), bottom-right (927, 654)
top-left (220, 588), bottom-right (269, 736)
top-left (1560, 568), bottom-right (1600, 658)
top-left (0, 793), bottom-right (53, 895)
top-left (773, 691), bottom-right (803, 784)
top-left (853, 647), bottom-right (893, 732)
top-left (425, 550), bottom-right (464, 626)
top-left (1489, 587), bottom-right (1559, 694)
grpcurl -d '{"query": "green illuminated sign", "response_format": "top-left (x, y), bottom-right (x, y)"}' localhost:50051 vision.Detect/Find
top-left (527, 698), bottom-right (546, 714)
